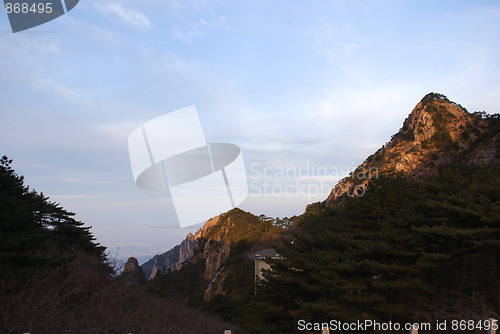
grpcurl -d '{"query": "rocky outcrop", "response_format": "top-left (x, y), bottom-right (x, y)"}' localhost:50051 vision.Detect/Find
top-left (402, 103), bottom-right (436, 142)
top-left (141, 216), bottom-right (226, 281)
top-left (140, 209), bottom-right (267, 301)
top-left (325, 93), bottom-right (499, 207)
top-left (124, 257), bottom-right (140, 272)
top-left (202, 239), bottom-right (232, 301)
top-left (204, 267), bottom-right (227, 301)
top-left (401, 93), bottom-right (469, 142)
top-left (195, 216), bottom-right (221, 240)
top-left (122, 257), bottom-right (146, 285)
top-left (141, 233), bottom-right (197, 280)
top-left (203, 240), bottom-right (231, 280)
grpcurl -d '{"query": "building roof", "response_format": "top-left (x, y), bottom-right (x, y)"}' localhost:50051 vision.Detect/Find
top-left (248, 248), bottom-right (283, 260)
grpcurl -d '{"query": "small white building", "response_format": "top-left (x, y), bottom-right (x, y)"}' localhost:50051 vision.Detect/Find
top-left (248, 248), bottom-right (283, 281)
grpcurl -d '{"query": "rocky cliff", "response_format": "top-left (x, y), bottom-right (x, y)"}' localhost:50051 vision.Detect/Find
top-left (141, 208), bottom-right (275, 301)
top-left (141, 214), bottom-right (236, 281)
top-left (195, 210), bottom-right (269, 301)
top-left (141, 233), bottom-right (197, 280)
top-left (121, 257), bottom-right (146, 285)
top-left (325, 93), bottom-right (500, 206)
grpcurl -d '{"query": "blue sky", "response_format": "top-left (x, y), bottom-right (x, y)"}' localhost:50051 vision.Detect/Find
top-left (1, 0), bottom-right (499, 264)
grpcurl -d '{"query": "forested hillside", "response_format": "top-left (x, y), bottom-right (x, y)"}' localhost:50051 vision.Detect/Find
top-left (0, 156), bottom-right (238, 333)
top-left (147, 165), bottom-right (500, 333)
top-left (258, 165), bottom-right (500, 332)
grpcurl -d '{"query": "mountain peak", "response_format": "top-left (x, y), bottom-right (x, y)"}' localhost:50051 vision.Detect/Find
top-left (122, 257), bottom-right (146, 285)
top-left (401, 92), bottom-right (470, 142)
top-left (195, 208), bottom-right (264, 243)
top-left (141, 208), bottom-right (268, 281)
top-left (325, 93), bottom-right (499, 207)
top-left (421, 92), bottom-right (452, 103)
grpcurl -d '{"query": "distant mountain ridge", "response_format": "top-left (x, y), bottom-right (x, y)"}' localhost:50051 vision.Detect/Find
top-left (141, 233), bottom-right (197, 281)
top-left (141, 215), bottom-right (226, 281)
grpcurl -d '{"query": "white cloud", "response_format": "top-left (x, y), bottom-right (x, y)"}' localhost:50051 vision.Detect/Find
top-left (344, 43), bottom-right (360, 54)
top-left (34, 76), bottom-right (84, 102)
top-left (314, 101), bottom-right (337, 120)
top-left (96, 3), bottom-right (150, 27)
top-left (172, 16), bottom-right (229, 42)
top-left (171, 25), bottom-right (204, 42)
top-left (314, 20), bottom-right (360, 63)
top-left (51, 194), bottom-right (93, 199)
top-left (200, 16), bottom-right (229, 29)
top-left (21, 41), bottom-right (61, 53)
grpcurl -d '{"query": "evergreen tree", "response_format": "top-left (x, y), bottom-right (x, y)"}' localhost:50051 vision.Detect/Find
top-left (0, 156), bottom-right (106, 284)
top-left (257, 165), bottom-right (500, 332)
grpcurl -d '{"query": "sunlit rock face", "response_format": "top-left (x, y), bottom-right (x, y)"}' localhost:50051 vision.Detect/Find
top-left (325, 93), bottom-right (499, 207)
top-left (142, 233), bottom-right (197, 280)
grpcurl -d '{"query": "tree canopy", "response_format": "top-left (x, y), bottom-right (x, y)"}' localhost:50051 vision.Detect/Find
top-left (256, 165), bottom-right (500, 332)
top-left (0, 156), bottom-right (106, 283)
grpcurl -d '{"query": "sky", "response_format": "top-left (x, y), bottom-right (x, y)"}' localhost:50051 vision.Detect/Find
top-left (1, 0), bottom-right (499, 264)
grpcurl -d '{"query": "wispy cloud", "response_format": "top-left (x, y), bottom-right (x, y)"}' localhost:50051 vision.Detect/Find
top-left (200, 16), bottom-right (229, 29)
top-left (314, 21), bottom-right (360, 63)
top-left (34, 76), bottom-right (84, 102)
top-left (171, 25), bottom-right (204, 42)
top-left (22, 40), bottom-right (60, 53)
top-left (96, 3), bottom-right (150, 27)
top-left (344, 43), bottom-right (360, 55)
top-left (50, 194), bottom-right (93, 199)
top-left (172, 16), bottom-right (229, 42)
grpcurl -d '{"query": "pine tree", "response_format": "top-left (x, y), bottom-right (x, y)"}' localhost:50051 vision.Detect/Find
top-left (258, 165), bottom-right (500, 331)
top-left (0, 156), bottom-right (106, 284)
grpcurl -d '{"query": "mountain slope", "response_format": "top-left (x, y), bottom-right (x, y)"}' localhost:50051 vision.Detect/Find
top-left (325, 93), bottom-right (499, 206)
top-left (142, 208), bottom-right (283, 301)
top-left (141, 209), bottom-right (270, 280)
top-left (139, 93), bottom-right (500, 332)
top-left (142, 93), bottom-right (500, 285)
top-left (141, 233), bottom-right (197, 280)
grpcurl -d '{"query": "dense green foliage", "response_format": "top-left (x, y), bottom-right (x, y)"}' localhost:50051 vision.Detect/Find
top-left (220, 240), bottom-right (256, 298)
top-left (1, 156), bottom-right (237, 333)
top-left (150, 260), bottom-right (208, 305)
top-left (248, 165), bottom-right (500, 333)
top-left (0, 156), bottom-right (106, 283)
top-left (203, 208), bottom-right (282, 243)
top-left (467, 113), bottom-right (500, 157)
top-left (150, 209), bottom-right (284, 307)
top-left (429, 130), bottom-right (454, 149)
top-left (146, 164), bottom-right (500, 333)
